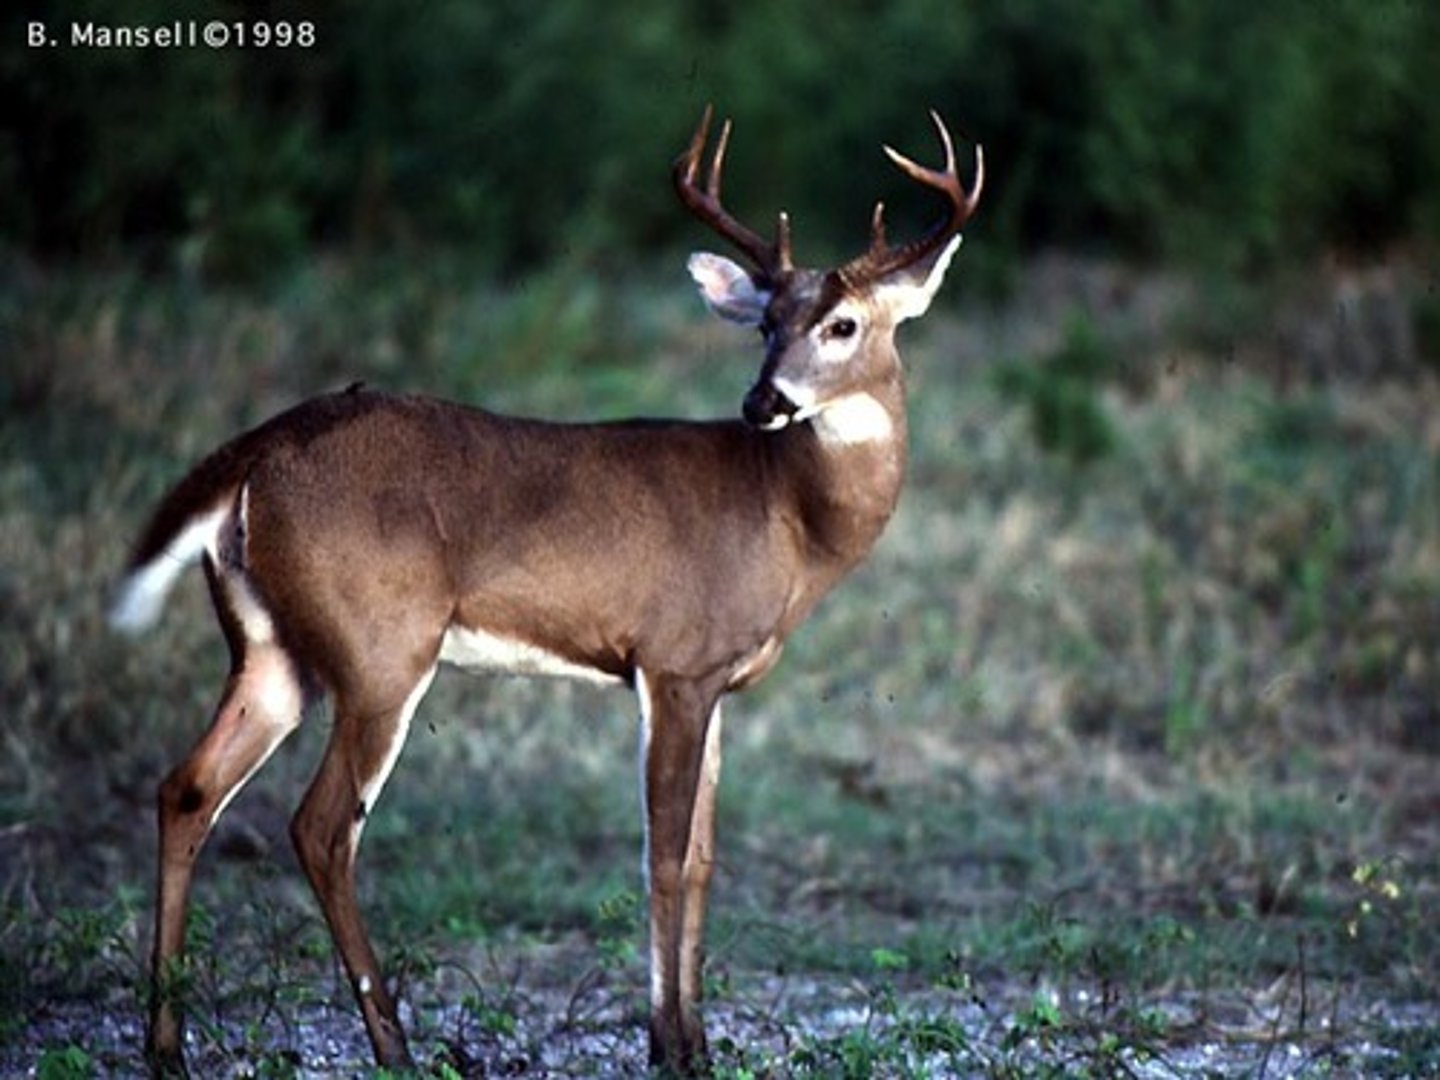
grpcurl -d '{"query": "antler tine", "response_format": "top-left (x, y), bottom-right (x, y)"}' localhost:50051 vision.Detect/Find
top-left (706, 115), bottom-right (732, 199)
top-left (775, 210), bottom-right (794, 274)
top-left (867, 201), bottom-right (889, 257)
top-left (676, 103), bottom-right (710, 186)
top-left (882, 108), bottom-right (957, 188)
top-left (838, 110), bottom-right (983, 287)
top-left (674, 106), bottom-right (790, 281)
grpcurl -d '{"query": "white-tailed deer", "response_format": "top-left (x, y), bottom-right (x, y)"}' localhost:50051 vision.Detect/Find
top-left (110, 105), bottom-right (981, 1076)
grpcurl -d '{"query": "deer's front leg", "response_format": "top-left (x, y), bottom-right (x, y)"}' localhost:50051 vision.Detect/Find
top-left (679, 705), bottom-right (723, 1025)
top-left (638, 671), bottom-right (723, 1076)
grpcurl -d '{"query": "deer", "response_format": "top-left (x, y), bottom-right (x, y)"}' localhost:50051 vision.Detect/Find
top-left (108, 105), bottom-right (982, 1077)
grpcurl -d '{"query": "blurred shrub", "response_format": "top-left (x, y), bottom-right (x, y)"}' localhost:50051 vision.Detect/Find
top-left (994, 314), bottom-right (1120, 466)
top-left (2, 0), bottom-right (1437, 280)
top-left (1416, 290), bottom-right (1440, 376)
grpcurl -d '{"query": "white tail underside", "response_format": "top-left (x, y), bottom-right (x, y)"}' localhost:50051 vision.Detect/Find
top-left (108, 505), bottom-right (229, 633)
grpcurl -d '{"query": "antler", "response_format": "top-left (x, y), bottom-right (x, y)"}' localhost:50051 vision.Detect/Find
top-left (836, 110), bottom-right (984, 287)
top-left (674, 106), bottom-right (794, 282)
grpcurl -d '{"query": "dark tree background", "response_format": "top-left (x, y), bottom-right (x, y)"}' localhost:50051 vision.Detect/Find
top-left (4, 0), bottom-right (1437, 282)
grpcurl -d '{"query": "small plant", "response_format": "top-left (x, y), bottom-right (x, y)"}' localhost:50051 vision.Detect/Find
top-left (592, 888), bottom-right (642, 970)
top-left (893, 1012), bottom-right (974, 1062)
top-left (373, 1066), bottom-right (461, 1080)
top-left (1347, 858), bottom-right (1404, 941)
top-left (790, 1027), bottom-right (906, 1080)
top-left (711, 1064), bottom-right (760, 1080)
top-left (870, 945), bottom-right (911, 973)
top-left (243, 1047), bottom-right (303, 1079)
top-left (1002, 992), bottom-right (1063, 1052)
top-left (36, 1046), bottom-right (94, 1080)
top-left (462, 990), bottom-right (519, 1039)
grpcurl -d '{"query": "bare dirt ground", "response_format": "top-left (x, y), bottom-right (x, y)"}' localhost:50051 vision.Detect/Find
top-left (7, 947), bottom-right (1435, 1077)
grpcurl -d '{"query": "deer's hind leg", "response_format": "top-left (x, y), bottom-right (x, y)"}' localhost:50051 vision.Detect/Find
top-left (289, 663), bottom-right (438, 1070)
top-left (149, 561), bottom-right (306, 1076)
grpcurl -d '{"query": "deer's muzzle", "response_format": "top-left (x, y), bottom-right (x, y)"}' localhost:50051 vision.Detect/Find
top-left (743, 380), bottom-right (799, 431)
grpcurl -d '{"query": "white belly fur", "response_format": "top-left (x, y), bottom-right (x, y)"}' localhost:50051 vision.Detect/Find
top-left (438, 624), bottom-right (622, 686)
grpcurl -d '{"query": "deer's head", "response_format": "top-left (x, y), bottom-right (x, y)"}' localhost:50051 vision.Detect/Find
top-left (675, 107), bottom-right (983, 434)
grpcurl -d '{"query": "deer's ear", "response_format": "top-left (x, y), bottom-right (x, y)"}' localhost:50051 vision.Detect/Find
top-left (687, 252), bottom-right (771, 326)
top-left (875, 234), bottom-right (963, 324)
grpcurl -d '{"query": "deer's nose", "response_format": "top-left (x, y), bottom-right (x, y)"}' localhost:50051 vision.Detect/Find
top-left (743, 380), bottom-right (799, 430)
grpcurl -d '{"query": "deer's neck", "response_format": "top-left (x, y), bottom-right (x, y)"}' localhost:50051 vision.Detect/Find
top-left (778, 372), bottom-right (907, 586)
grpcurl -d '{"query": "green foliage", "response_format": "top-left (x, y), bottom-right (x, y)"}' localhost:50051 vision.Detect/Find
top-left (994, 313), bottom-right (1119, 465)
top-left (5, 0), bottom-right (1438, 279)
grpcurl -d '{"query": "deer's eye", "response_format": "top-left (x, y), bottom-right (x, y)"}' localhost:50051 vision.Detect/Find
top-left (826, 317), bottom-right (858, 341)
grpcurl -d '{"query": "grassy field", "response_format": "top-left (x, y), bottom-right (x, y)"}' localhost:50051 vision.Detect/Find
top-left (2, 252), bottom-right (1438, 1076)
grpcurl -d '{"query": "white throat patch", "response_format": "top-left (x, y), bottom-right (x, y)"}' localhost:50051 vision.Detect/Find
top-left (811, 392), bottom-right (894, 445)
